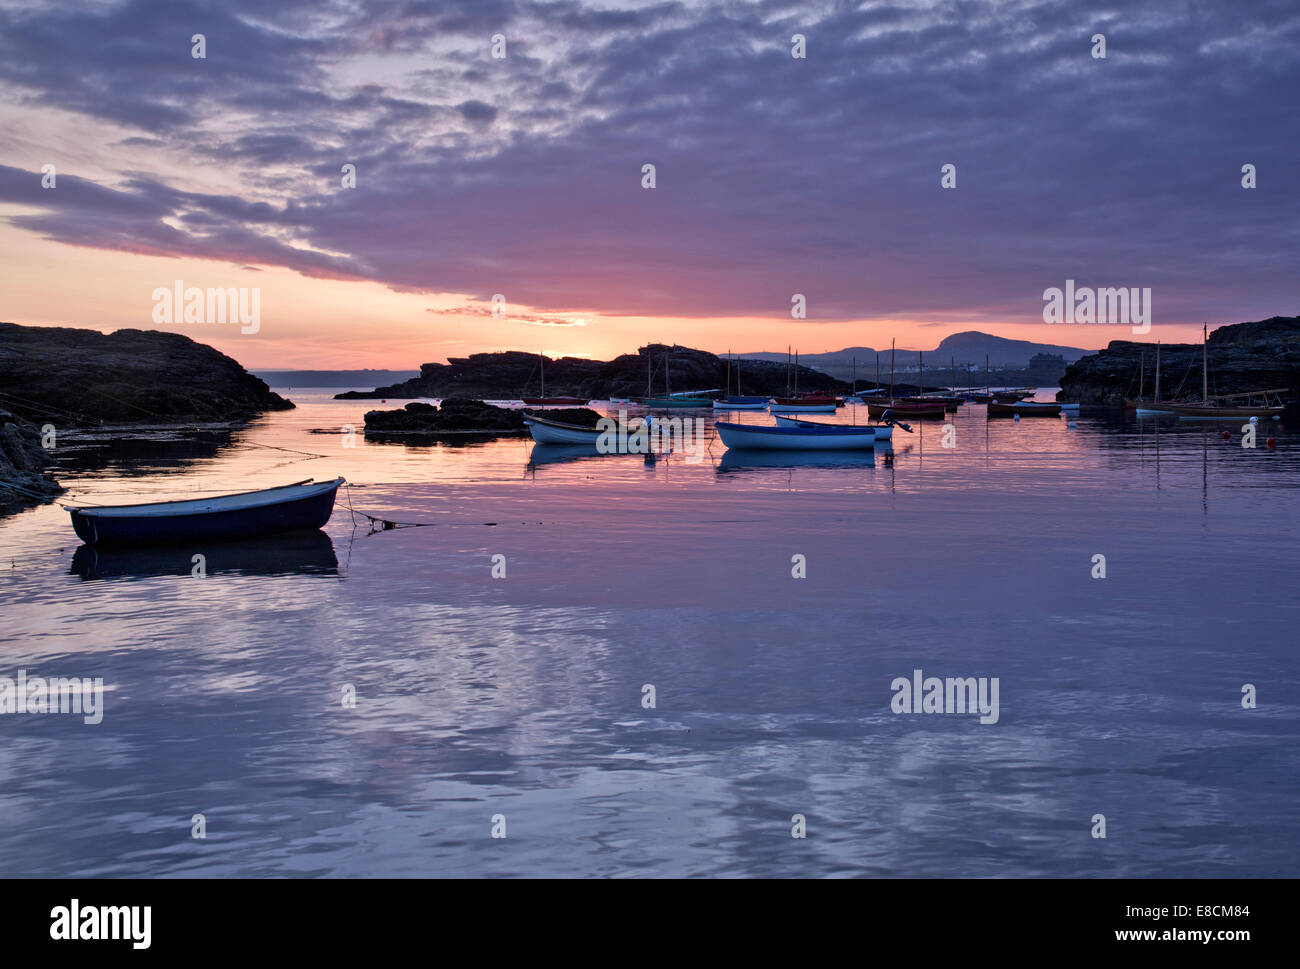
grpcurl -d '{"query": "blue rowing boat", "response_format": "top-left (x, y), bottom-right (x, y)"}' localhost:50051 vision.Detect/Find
top-left (715, 421), bottom-right (876, 450)
top-left (64, 477), bottom-right (345, 545)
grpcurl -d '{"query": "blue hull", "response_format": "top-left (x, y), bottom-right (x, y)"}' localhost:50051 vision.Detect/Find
top-left (69, 484), bottom-right (341, 546)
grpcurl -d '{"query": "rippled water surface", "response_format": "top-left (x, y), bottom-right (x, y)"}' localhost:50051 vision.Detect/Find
top-left (2, 391), bottom-right (1298, 876)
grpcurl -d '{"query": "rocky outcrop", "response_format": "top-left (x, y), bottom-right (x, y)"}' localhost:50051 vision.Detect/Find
top-left (0, 321), bottom-right (293, 426)
top-left (362, 399), bottom-right (602, 437)
top-left (1057, 316), bottom-right (1300, 405)
top-left (335, 344), bottom-right (844, 400)
top-left (0, 408), bottom-right (63, 514)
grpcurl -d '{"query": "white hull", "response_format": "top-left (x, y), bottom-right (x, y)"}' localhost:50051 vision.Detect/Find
top-left (713, 401), bottom-right (769, 410)
top-left (773, 415), bottom-right (892, 439)
top-left (769, 404), bottom-right (837, 413)
top-left (524, 417), bottom-right (603, 445)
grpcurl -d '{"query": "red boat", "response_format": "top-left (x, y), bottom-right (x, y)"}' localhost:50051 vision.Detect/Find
top-left (865, 399), bottom-right (947, 420)
top-left (521, 396), bottom-right (590, 406)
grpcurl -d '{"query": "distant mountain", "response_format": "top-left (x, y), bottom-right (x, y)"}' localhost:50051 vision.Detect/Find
top-left (255, 369), bottom-right (419, 387)
top-left (739, 331), bottom-right (1090, 379)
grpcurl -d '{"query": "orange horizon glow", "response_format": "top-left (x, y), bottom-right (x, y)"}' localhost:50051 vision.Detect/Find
top-left (0, 234), bottom-right (1228, 370)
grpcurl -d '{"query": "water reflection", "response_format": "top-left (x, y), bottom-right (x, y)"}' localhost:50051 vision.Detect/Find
top-left (69, 529), bottom-right (338, 581)
top-left (716, 449), bottom-right (878, 473)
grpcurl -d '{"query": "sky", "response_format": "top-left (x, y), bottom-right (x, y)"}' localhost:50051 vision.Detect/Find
top-left (0, 0), bottom-right (1297, 368)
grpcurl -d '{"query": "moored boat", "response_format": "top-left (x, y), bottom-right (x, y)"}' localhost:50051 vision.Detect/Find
top-left (64, 478), bottom-right (344, 546)
top-left (773, 414), bottom-right (894, 439)
top-left (714, 353), bottom-right (769, 409)
top-left (769, 400), bottom-right (838, 413)
top-left (1169, 395), bottom-right (1285, 419)
top-left (639, 394), bottom-right (716, 407)
top-left (714, 395), bottom-right (771, 410)
top-left (521, 396), bottom-right (591, 406)
top-left (715, 421), bottom-right (876, 450)
top-left (523, 413), bottom-right (650, 445)
top-left (865, 399), bottom-right (946, 419)
top-left (772, 396), bottom-right (839, 407)
top-left (1164, 326), bottom-right (1287, 419)
top-left (987, 400), bottom-right (1062, 417)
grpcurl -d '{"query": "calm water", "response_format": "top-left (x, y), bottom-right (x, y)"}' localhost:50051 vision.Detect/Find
top-left (1, 391), bottom-right (1298, 877)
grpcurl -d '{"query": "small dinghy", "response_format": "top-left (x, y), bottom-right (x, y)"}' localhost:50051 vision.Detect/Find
top-left (713, 396), bottom-right (771, 410)
top-left (772, 414), bottom-right (894, 440)
top-left (64, 478), bottom-right (345, 546)
top-left (715, 421), bottom-right (876, 450)
top-left (987, 400), bottom-right (1062, 417)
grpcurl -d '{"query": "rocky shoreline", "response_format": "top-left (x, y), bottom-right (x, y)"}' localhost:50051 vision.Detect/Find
top-left (363, 400), bottom-right (601, 439)
top-left (0, 322), bottom-right (293, 426)
top-left (0, 409), bottom-right (64, 514)
top-left (336, 344), bottom-right (845, 401)
top-left (1057, 316), bottom-right (1300, 405)
top-left (0, 322), bottom-right (296, 518)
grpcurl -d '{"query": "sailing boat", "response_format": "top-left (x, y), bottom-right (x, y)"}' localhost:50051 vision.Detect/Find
top-left (521, 351), bottom-right (591, 406)
top-left (771, 349), bottom-right (838, 410)
top-left (1167, 324), bottom-right (1286, 419)
top-left (638, 348), bottom-right (718, 407)
top-left (1127, 342), bottom-right (1174, 415)
top-left (714, 351), bottom-right (770, 409)
top-left (863, 339), bottom-right (947, 419)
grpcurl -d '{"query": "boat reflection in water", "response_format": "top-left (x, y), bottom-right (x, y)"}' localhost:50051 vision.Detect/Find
top-left (716, 447), bottom-right (880, 474)
top-left (526, 442), bottom-right (665, 470)
top-left (69, 529), bottom-right (339, 581)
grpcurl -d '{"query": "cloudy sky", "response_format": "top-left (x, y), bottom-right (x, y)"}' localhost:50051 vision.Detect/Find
top-left (1, 0), bottom-right (1296, 367)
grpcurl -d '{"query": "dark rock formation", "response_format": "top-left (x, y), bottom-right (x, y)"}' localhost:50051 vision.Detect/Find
top-left (0, 408), bottom-right (64, 514)
top-left (362, 399), bottom-right (602, 437)
top-left (0, 321), bottom-right (293, 426)
top-left (1057, 316), bottom-right (1300, 405)
top-left (335, 344), bottom-right (844, 400)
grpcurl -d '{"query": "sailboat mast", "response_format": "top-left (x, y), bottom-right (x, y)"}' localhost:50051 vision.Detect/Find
top-left (1202, 323), bottom-right (1209, 403)
top-left (786, 345), bottom-right (791, 396)
top-left (726, 351), bottom-right (731, 397)
top-left (1155, 340), bottom-right (1160, 402)
top-left (853, 355), bottom-right (857, 394)
top-left (985, 353), bottom-right (990, 394)
top-left (794, 351), bottom-right (799, 393)
top-left (540, 350), bottom-right (544, 397)
top-left (665, 349), bottom-right (670, 396)
top-left (919, 351), bottom-right (924, 394)
top-left (890, 338), bottom-right (895, 400)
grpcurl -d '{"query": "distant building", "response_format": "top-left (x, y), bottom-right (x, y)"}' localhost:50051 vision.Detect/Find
top-left (1027, 353), bottom-right (1067, 382)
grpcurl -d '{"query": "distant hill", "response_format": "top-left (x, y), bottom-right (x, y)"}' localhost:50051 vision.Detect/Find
top-left (255, 369), bottom-right (419, 387)
top-left (740, 331), bottom-right (1090, 379)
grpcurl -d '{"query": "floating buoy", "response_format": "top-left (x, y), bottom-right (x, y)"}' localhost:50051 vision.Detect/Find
top-left (1013, 414), bottom-right (1020, 422)
top-left (1067, 421), bottom-right (1077, 429)
top-left (1250, 416), bottom-right (1259, 423)
top-left (1267, 437), bottom-right (1277, 449)
top-left (1221, 430), bottom-right (1232, 441)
